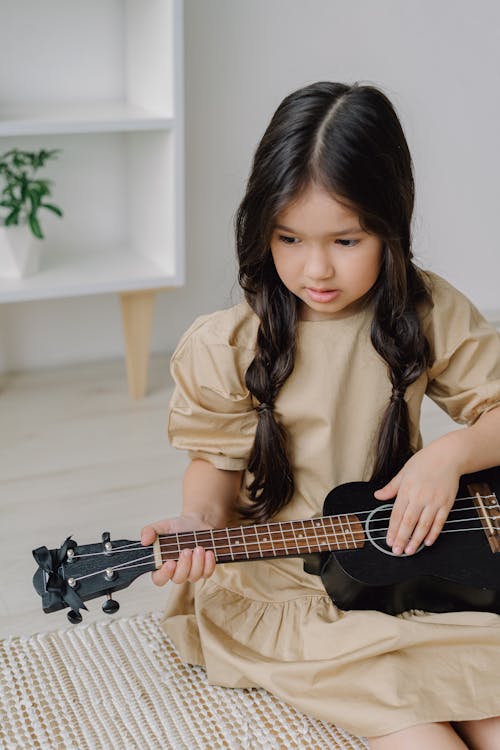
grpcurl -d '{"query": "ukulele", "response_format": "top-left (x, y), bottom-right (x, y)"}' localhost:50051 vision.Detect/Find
top-left (33, 466), bottom-right (500, 623)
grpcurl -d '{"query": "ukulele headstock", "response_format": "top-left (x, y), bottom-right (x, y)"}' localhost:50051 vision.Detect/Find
top-left (32, 532), bottom-right (156, 624)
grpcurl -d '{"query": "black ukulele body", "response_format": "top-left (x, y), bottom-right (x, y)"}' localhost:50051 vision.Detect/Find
top-left (318, 466), bottom-right (500, 615)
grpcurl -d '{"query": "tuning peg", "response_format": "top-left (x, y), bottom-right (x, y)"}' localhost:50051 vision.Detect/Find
top-left (102, 593), bottom-right (120, 615)
top-left (67, 609), bottom-right (82, 624)
top-left (102, 531), bottom-right (112, 554)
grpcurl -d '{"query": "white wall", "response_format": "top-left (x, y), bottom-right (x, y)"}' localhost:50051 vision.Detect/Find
top-left (1, 0), bottom-right (499, 373)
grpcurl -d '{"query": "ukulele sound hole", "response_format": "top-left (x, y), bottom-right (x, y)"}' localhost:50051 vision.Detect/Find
top-left (365, 505), bottom-right (425, 557)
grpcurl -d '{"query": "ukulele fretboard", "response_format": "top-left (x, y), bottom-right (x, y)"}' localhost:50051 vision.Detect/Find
top-left (158, 515), bottom-right (365, 564)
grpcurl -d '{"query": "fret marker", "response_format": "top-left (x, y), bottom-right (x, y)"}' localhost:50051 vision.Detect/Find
top-left (263, 537), bottom-right (268, 542)
top-left (235, 540), bottom-right (240, 545)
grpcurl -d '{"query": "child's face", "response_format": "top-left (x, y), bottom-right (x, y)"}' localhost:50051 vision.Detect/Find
top-left (270, 184), bottom-right (383, 321)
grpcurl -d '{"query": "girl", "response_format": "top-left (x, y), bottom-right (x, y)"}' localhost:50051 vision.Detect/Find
top-left (141, 82), bottom-right (500, 748)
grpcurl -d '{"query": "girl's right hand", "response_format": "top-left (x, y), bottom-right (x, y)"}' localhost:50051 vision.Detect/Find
top-left (141, 516), bottom-right (217, 586)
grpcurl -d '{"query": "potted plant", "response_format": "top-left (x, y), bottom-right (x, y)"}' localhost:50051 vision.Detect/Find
top-left (0, 148), bottom-right (63, 278)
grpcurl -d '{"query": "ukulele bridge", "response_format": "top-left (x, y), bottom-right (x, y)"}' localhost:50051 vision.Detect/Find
top-left (467, 482), bottom-right (500, 553)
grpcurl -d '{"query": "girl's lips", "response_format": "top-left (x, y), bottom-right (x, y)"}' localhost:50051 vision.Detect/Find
top-left (306, 287), bottom-right (340, 303)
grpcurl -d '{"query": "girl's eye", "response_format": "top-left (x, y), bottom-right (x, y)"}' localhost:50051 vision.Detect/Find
top-left (336, 239), bottom-right (359, 248)
top-left (278, 235), bottom-right (299, 245)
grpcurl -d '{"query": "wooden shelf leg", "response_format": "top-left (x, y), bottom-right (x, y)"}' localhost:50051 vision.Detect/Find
top-left (119, 289), bottom-right (156, 399)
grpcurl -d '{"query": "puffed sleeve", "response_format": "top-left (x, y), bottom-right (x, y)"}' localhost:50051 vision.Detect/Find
top-left (167, 307), bottom-right (258, 470)
top-left (423, 273), bottom-right (500, 425)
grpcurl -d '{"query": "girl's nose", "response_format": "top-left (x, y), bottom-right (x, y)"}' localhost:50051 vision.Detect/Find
top-left (304, 245), bottom-right (334, 280)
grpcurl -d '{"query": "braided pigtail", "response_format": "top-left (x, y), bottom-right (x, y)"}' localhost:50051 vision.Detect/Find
top-left (370, 261), bottom-right (432, 484)
top-left (238, 274), bottom-right (299, 522)
top-left (235, 84), bottom-right (355, 522)
top-left (234, 80), bottom-right (430, 517)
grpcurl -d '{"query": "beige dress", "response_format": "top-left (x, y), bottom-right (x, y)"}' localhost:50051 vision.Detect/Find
top-left (161, 272), bottom-right (500, 738)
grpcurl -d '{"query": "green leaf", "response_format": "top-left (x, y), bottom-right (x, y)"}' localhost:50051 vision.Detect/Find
top-left (28, 214), bottom-right (44, 239)
top-left (5, 210), bottom-right (20, 226)
top-left (13, 153), bottom-right (26, 168)
top-left (27, 186), bottom-right (40, 200)
top-left (29, 195), bottom-right (41, 216)
top-left (37, 181), bottom-right (51, 196)
top-left (41, 203), bottom-right (63, 217)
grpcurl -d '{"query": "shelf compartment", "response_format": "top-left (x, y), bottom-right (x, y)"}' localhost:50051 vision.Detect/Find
top-left (0, 128), bottom-right (184, 300)
top-left (0, 1), bottom-right (176, 125)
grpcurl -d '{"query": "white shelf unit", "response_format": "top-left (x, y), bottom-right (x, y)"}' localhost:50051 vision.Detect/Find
top-left (0, 0), bottom-right (184, 395)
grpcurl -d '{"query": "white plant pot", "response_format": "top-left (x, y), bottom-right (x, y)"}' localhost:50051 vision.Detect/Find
top-left (0, 225), bottom-right (40, 278)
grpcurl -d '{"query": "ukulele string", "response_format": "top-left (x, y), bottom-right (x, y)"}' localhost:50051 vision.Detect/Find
top-left (70, 519), bottom-right (493, 584)
top-left (72, 502), bottom-right (498, 558)
top-left (75, 540), bottom-right (155, 558)
top-left (160, 525), bottom-right (490, 553)
top-left (74, 556), bottom-right (159, 582)
top-left (155, 507), bottom-right (498, 549)
top-left (71, 523), bottom-right (491, 583)
top-left (155, 522), bottom-right (496, 557)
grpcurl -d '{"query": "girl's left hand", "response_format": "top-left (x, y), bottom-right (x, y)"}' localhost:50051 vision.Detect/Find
top-left (373, 447), bottom-right (461, 555)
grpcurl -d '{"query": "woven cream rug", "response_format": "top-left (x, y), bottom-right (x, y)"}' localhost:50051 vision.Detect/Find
top-left (0, 612), bottom-right (368, 750)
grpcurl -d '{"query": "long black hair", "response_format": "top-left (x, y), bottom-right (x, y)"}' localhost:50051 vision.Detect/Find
top-left (236, 81), bottom-right (431, 522)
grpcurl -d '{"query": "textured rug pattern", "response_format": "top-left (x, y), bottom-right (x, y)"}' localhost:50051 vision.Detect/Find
top-left (0, 612), bottom-right (368, 749)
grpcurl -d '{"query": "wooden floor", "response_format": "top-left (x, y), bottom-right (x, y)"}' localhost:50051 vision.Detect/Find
top-left (0, 356), bottom-right (187, 638)
top-left (0, 356), bottom-right (456, 639)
